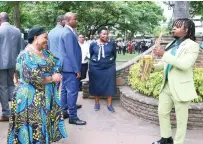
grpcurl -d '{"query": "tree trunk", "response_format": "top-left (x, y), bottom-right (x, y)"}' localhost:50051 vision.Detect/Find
top-left (13, 1), bottom-right (21, 30)
top-left (173, 1), bottom-right (190, 19)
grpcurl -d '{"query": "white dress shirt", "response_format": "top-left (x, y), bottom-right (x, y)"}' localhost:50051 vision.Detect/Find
top-left (65, 25), bottom-right (77, 36)
top-left (79, 42), bottom-right (90, 64)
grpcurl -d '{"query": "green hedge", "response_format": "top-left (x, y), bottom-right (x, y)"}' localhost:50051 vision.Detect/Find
top-left (128, 62), bottom-right (203, 103)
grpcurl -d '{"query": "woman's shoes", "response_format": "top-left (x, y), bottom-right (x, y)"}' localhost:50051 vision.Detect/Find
top-left (107, 106), bottom-right (115, 113)
top-left (94, 104), bottom-right (115, 112)
top-left (94, 104), bottom-right (100, 111)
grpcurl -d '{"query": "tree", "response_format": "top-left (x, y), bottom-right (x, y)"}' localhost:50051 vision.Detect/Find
top-left (190, 1), bottom-right (203, 18)
top-left (173, 1), bottom-right (190, 19)
top-left (116, 1), bottom-right (165, 39)
top-left (0, 1), bottom-right (165, 38)
top-left (0, 1), bottom-right (21, 29)
top-left (13, 1), bottom-right (20, 29)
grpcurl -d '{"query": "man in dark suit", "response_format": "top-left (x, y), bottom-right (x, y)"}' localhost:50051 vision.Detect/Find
top-left (59, 12), bottom-right (86, 125)
top-left (0, 12), bottom-right (21, 121)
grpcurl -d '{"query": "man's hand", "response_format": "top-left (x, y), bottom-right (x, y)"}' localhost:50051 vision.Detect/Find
top-left (153, 48), bottom-right (165, 57)
top-left (76, 72), bottom-right (81, 79)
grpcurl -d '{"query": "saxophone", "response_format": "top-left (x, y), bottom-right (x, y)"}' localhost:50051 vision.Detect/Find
top-left (139, 33), bottom-right (162, 81)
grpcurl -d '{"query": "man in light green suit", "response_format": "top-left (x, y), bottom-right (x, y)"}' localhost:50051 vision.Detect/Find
top-left (152, 18), bottom-right (200, 144)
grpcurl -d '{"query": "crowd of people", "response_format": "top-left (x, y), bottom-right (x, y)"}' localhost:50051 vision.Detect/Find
top-left (0, 10), bottom-right (201, 144)
top-left (115, 39), bottom-right (153, 55)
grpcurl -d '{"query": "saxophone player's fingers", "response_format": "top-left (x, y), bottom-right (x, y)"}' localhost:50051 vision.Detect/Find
top-left (157, 48), bottom-right (164, 56)
top-left (153, 49), bottom-right (158, 55)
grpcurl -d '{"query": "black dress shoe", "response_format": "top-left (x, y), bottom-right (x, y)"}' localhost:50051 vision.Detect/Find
top-left (76, 104), bottom-right (82, 109)
top-left (63, 111), bottom-right (69, 119)
top-left (152, 137), bottom-right (173, 144)
top-left (69, 118), bottom-right (86, 125)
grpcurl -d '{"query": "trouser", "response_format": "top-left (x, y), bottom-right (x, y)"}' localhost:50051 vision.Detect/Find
top-left (133, 48), bottom-right (136, 54)
top-left (118, 47), bottom-right (122, 54)
top-left (0, 68), bottom-right (15, 116)
top-left (116, 49), bottom-right (119, 54)
top-left (158, 82), bottom-right (190, 144)
top-left (80, 63), bottom-right (88, 90)
top-left (122, 48), bottom-right (126, 55)
top-left (61, 72), bottom-right (79, 120)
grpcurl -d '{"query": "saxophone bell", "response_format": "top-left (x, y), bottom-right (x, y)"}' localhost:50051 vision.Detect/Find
top-left (138, 33), bottom-right (163, 81)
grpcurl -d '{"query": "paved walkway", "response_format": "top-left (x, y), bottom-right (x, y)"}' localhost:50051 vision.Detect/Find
top-left (0, 92), bottom-right (203, 144)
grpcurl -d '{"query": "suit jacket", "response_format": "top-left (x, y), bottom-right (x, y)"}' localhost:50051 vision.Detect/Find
top-left (59, 26), bottom-right (82, 73)
top-left (154, 38), bottom-right (200, 101)
top-left (48, 25), bottom-right (64, 58)
top-left (0, 22), bottom-right (21, 70)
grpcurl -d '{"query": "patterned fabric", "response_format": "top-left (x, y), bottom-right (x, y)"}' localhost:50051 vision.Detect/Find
top-left (7, 50), bottom-right (67, 144)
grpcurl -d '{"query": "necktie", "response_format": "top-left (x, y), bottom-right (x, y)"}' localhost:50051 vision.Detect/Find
top-left (165, 41), bottom-right (179, 80)
top-left (98, 44), bottom-right (105, 60)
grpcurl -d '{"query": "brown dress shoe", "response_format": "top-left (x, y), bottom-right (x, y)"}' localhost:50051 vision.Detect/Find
top-left (0, 116), bottom-right (9, 121)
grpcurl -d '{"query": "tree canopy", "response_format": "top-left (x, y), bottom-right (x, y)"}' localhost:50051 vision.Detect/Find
top-left (190, 1), bottom-right (203, 18)
top-left (0, 1), bottom-right (165, 38)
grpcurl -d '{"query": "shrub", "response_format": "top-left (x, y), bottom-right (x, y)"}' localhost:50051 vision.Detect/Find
top-left (128, 62), bottom-right (203, 103)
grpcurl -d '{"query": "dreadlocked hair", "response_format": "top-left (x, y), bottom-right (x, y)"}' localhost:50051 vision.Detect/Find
top-left (172, 18), bottom-right (196, 41)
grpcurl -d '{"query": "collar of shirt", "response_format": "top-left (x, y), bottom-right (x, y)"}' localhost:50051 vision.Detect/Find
top-left (65, 25), bottom-right (74, 33)
top-left (171, 37), bottom-right (187, 56)
top-left (79, 42), bottom-right (85, 46)
top-left (175, 37), bottom-right (187, 46)
top-left (169, 37), bottom-right (187, 50)
top-left (1, 22), bottom-right (10, 26)
top-left (79, 42), bottom-right (89, 50)
top-left (56, 24), bottom-right (63, 28)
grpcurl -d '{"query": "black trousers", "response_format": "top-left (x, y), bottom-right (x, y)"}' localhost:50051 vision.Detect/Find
top-left (80, 63), bottom-right (88, 90)
top-left (118, 47), bottom-right (122, 54)
top-left (122, 48), bottom-right (126, 55)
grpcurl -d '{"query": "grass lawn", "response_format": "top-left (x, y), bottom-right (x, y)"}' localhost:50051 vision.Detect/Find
top-left (116, 52), bottom-right (139, 66)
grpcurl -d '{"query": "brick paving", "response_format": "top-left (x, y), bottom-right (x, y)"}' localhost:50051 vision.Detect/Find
top-left (0, 92), bottom-right (203, 144)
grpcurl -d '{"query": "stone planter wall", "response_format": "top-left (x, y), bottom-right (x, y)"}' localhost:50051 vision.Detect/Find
top-left (196, 50), bottom-right (203, 68)
top-left (120, 86), bottom-right (203, 130)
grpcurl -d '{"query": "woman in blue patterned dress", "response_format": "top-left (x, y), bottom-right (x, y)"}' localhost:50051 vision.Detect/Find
top-left (7, 27), bottom-right (67, 144)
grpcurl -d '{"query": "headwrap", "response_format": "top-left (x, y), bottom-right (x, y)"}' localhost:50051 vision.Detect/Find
top-left (28, 27), bottom-right (45, 43)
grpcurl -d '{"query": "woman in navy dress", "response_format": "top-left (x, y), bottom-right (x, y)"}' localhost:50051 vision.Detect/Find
top-left (89, 27), bottom-right (116, 112)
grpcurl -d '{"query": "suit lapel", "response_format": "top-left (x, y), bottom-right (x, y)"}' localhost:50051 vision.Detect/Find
top-left (163, 41), bottom-right (174, 69)
top-left (165, 40), bottom-right (175, 52)
top-left (176, 39), bottom-right (188, 58)
top-left (161, 39), bottom-right (189, 84)
top-left (163, 42), bottom-right (174, 80)
top-left (163, 39), bottom-right (189, 73)
top-left (66, 27), bottom-right (77, 37)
